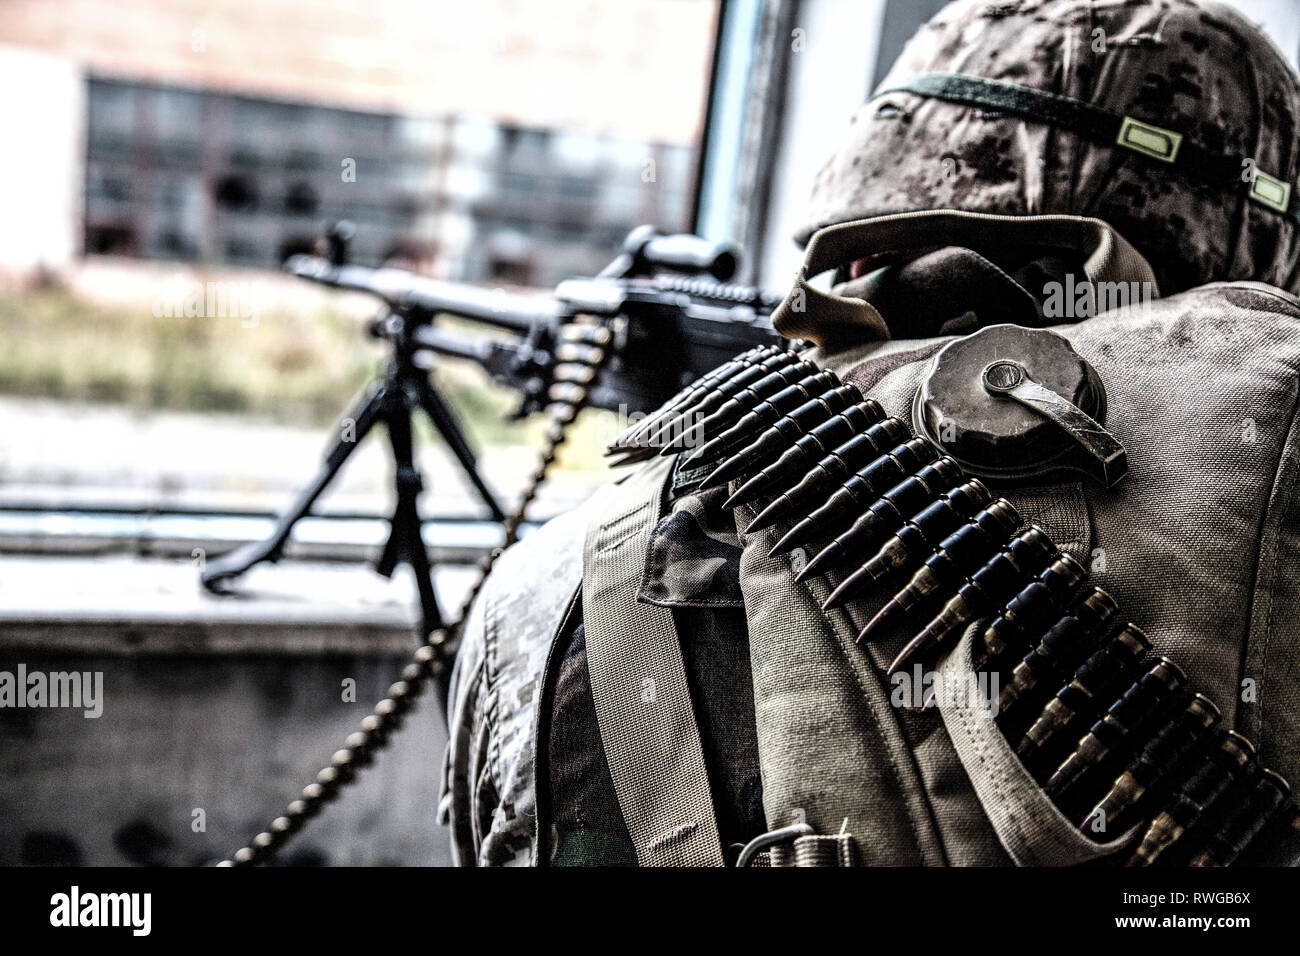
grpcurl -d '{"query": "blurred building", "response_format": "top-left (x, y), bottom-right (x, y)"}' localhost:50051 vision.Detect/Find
top-left (0, 0), bottom-right (718, 285)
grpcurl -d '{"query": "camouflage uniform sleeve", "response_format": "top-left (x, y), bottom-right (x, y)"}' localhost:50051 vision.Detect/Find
top-left (440, 573), bottom-right (492, 864)
top-left (439, 499), bottom-right (594, 866)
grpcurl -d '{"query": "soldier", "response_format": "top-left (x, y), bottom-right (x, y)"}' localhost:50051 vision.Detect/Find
top-left (442, 0), bottom-right (1300, 866)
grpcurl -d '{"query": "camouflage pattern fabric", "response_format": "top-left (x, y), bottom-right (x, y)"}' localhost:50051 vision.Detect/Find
top-left (640, 480), bottom-right (747, 608)
top-left (800, 0), bottom-right (1300, 298)
top-left (441, 499), bottom-right (597, 866)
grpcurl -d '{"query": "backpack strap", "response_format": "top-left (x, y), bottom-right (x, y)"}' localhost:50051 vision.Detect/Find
top-left (581, 456), bottom-right (727, 866)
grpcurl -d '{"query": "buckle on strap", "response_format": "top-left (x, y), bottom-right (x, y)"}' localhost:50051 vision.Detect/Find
top-left (737, 824), bottom-right (860, 868)
top-left (736, 823), bottom-right (814, 867)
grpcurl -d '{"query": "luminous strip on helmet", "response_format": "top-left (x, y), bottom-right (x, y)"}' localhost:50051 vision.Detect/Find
top-left (875, 72), bottom-right (1297, 223)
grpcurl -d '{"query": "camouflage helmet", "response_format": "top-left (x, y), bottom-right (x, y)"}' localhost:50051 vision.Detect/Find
top-left (799, 0), bottom-right (1300, 297)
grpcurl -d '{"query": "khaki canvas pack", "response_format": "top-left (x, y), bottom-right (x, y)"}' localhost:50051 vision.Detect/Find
top-left (558, 211), bottom-right (1300, 866)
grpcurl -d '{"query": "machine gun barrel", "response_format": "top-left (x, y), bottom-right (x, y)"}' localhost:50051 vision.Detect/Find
top-left (284, 253), bottom-right (560, 333)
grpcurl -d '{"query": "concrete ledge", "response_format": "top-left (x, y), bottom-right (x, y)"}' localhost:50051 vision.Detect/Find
top-left (0, 552), bottom-right (462, 865)
top-left (0, 554), bottom-right (479, 655)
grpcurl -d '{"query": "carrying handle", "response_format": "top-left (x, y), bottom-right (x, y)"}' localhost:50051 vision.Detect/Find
top-left (982, 359), bottom-right (1129, 488)
top-left (773, 209), bottom-right (1160, 349)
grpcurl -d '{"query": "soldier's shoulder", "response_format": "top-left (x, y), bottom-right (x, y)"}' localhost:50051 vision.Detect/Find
top-left (445, 477), bottom-right (619, 865)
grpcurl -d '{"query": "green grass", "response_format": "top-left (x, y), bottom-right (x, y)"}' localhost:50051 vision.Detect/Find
top-left (0, 283), bottom-right (374, 420)
top-left (0, 283), bottom-right (613, 474)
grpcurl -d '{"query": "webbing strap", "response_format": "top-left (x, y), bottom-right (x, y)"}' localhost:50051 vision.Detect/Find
top-left (878, 72), bottom-right (1299, 223)
top-left (783, 834), bottom-right (859, 868)
top-left (581, 456), bottom-right (726, 866)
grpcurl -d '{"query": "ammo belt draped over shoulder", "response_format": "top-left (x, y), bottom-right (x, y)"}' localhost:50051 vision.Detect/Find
top-left (602, 344), bottom-right (1295, 867)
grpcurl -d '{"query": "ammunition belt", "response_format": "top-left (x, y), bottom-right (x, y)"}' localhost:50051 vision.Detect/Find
top-left (609, 345), bottom-right (1297, 867)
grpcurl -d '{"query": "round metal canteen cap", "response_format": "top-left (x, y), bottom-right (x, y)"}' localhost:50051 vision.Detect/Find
top-left (912, 324), bottom-right (1123, 486)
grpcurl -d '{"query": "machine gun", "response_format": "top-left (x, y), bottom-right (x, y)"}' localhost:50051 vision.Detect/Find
top-left (286, 223), bottom-right (781, 417)
top-left (200, 222), bottom-right (782, 641)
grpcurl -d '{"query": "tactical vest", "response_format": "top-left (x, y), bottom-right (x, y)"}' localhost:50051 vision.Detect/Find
top-left (450, 212), bottom-right (1300, 867)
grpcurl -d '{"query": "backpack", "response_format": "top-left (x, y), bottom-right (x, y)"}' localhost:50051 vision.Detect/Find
top-left (446, 211), bottom-right (1300, 866)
